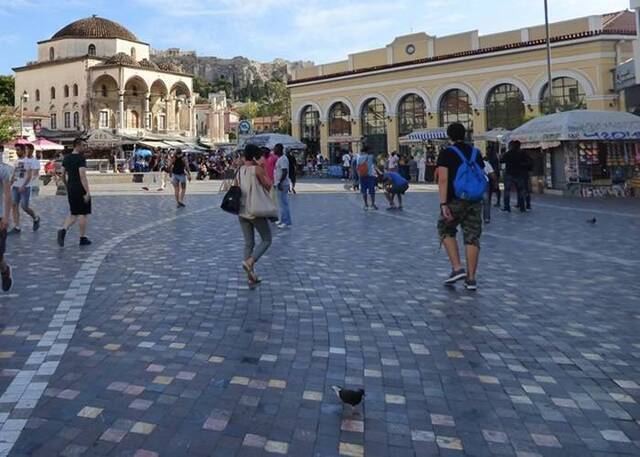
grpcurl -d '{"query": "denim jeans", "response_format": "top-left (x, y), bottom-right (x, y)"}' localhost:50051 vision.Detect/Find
top-left (277, 183), bottom-right (292, 225)
top-left (503, 174), bottom-right (524, 210)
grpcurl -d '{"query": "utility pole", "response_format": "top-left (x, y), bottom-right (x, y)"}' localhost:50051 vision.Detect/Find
top-left (544, 0), bottom-right (554, 113)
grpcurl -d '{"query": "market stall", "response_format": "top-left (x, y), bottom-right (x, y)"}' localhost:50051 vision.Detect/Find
top-left (508, 110), bottom-right (640, 197)
top-left (399, 128), bottom-right (448, 182)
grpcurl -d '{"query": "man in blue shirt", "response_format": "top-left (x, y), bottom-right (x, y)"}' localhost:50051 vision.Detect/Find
top-left (381, 171), bottom-right (409, 210)
top-left (356, 145), bottom-right (378, 211)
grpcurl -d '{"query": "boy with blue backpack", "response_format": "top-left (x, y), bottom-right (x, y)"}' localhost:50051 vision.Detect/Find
top-left (436, 123), bottom-right (487, 291)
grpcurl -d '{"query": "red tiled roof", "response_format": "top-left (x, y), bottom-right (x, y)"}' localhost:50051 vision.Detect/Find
top-left (288, 29), bottom-right (635, 85)
top-left (602, 10), bottom-right (636, 33)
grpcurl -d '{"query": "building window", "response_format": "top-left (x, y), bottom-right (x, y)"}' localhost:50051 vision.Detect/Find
top-left (64, 112), bottom-right (71, 129)
top-left (540, 77), bottom-right (586, 114)
top-left (35, 89), bottom-right (40, 102)
top-left (439, 89), bottom-right (473, 136)
top-left (158, 113), bottom-right (166, 130)
top-left (130, 110), bottom-right (139, 129)
top-left (99, 110), bottom-right (109, 128)
top-left (486, 84), bottom-right (525, 130)
top-left (49, 47), bottom-right (55, 61)
top-left (328, 102), bottom-right (351, 137)
top-left (398, 94), bottom-right (426, 137)
top-left (361, 98), bottom-right (388, 156)
top-left (64, 85), bottom-right (69, 98)
top-left (73, 111), bottom-right (79, 128)
top-left (131, 85), bottom-right (138, 97)
top-left (300, 105), bottom-right (320, 155)
top-left (50, 113), bottom-right (57, 129)
top-left (131, 47), bottom-right (136, 58)
top-left (101, 85), bottom-right (108, 97)
top-left (88, 44), bottom-right (96, 56)
top-left (73, 84), bottom-right (78, 97)
top-left (50, 87), bottom-right (56, 99)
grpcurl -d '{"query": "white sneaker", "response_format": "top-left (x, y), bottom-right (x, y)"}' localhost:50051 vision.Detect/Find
top-left (275, 222), bottom-right (285, 228)
top-left (363, 206), bottom-right (369, 211)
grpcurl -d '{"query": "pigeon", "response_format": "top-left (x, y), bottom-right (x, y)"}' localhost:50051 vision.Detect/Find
top-left (332, 385), bottom-right (365, 414)
top-left (586, 217), bottom-right (597, 225)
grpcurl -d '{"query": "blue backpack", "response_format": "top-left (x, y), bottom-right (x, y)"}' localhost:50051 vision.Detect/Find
top-left (449, 145), bottom-right (487, 201)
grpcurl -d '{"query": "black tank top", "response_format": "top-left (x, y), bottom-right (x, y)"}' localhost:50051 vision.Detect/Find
top-left (172, 157), bottom-right (185, 175)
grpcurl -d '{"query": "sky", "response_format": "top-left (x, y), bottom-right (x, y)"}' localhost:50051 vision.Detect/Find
top-left (0, 0), bottom-right (631, 74)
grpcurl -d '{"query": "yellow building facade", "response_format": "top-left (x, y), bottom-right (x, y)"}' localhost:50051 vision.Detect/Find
top-left (288, 11), bottom-right (636, 159)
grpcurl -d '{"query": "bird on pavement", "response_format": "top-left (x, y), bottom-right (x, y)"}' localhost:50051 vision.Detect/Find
top-left (586, 217), bottom-right (597, 225)
top-left (332, 385), bottom-right (365, 415)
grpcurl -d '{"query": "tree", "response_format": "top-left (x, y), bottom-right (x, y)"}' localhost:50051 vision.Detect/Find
top-left (0, 107), bottom-right (18, 144)
top-left (0, 76), bottom-right (15, 107)
top-left (236, 101), bottom-right (259, 120)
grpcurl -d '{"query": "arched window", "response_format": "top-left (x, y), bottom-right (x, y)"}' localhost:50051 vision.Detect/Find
top-left (131, 47), bottom-right (136, 58)
top-left (439, 89), bottom-right (473, 135)
top-left (88, 44), bottom-right (96, 56)
top-left (50, 87), bottom-right (56, 100)
top-left (73, 84), bottom-right (78, 97)
top-left (398, 94), bottom-right (426, 137)
top-left (486, 84), bottom-right (525, 130)
top-left (101, 85), bottom-right (108, 97)
top-left (49, 47), bottom-right (55, 61)
top-left (361, 98), bottom-right (388, 156)
top-left (540, 77), bottom-right (586, 114)
top-left (73, 111), bottom-right (80, 128)
top-left (35, 89), bottom-right (40, 102)
top-left (130, 110), bottom-right (140, 129)
top-left (64, 85), bottom-right (69, 98)
top-left (300, 105), bottom-right (320, 156)
top-left (131, 85), bottom-right (138, 97)
top-left (328, 102), bottom-right (351, 137)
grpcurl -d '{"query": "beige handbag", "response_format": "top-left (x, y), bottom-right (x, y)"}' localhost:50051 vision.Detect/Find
top-left (245, 168), bottom-right (278, 219)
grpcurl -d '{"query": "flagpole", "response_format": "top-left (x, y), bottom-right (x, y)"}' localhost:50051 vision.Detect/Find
top-left (544, 0), bottom-right (554, 113)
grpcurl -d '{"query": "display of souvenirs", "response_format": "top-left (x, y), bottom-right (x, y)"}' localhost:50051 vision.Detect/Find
top-left (564, 148), bottom-right (579, 182)
top-left (577, 142), bottom-right (599, 165)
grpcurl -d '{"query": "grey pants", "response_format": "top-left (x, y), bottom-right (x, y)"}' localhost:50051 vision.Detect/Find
top-left (238, 216), bottom-right (272, 263)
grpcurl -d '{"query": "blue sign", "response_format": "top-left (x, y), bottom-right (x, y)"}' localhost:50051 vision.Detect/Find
top-left (238, 120), bottom-right (252, 134)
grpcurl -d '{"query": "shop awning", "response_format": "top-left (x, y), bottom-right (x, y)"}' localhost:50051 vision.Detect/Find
top-left (474, 128), bottom-right (510, 143)
top-left (138, 140), bottom-right (173, 149)
top-left (508, 110), bottom-right (640, 143)
top-left (399, 128), bottom-right (448, 143)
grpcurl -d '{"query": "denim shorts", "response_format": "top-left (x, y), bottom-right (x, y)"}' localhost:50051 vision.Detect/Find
top-left (11, 187), bottom-right (31, 208)
top-left (359, 176), bottom-right (376, 195)
top-left (172, 174), bottom-right (187, 185)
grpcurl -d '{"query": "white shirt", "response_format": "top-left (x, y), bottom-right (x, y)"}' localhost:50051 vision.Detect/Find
top-left (28, 157), bottom-right (41, 188)
top-left (388, 155), bottom-right (399, 170)
top-left (275, 155), bottom-right (291, 186)
top-left (484, 161), bottom-right (494, 181)
top-left (12, 158), bottom-right (35, 188)
top-left (342, 154), bottom-right (351, 167)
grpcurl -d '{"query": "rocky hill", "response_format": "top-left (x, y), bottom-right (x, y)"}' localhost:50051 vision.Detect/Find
top-left (151, 48), bottom-right (312, 89)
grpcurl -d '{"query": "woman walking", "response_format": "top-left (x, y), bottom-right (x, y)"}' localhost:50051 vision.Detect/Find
top-left (238, 144), bottom-right (274, 286)
top-left (169, 149), bottom-right (191, 207)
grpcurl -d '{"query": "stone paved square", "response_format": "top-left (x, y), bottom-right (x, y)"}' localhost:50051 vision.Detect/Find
top-left (0, 185), bottom-right (639, 457)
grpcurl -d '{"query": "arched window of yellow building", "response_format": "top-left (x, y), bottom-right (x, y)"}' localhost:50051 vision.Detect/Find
top-left (540, 77), bottom-right (586, 114)
top-left (398, 94), bottom-right (426, 137)
top-left (300, 105), bottom-right (320, 156)
top-left (328, 102), bottom-right (351, 137)
top-left (486, 84), bottom-right (524, 130)
top-left (361, 98), bottom-right (387, 156)
top-left (439, 89), bottom-right (473, 136)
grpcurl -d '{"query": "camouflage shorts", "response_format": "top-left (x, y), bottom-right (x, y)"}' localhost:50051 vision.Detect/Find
top-left (437, 199), bottom-right (483, 247)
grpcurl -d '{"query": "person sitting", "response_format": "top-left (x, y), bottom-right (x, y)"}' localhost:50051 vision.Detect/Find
top-left (381, 171), bottom-right (409, 210)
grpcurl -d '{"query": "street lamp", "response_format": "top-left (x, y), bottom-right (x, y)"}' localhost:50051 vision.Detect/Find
top-left (20, 90), bottom-right (29, 138)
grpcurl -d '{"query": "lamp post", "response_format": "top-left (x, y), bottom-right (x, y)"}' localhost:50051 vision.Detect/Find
top-left (20, 90), bottom-right (29, 139)
top-left (544, 0), bottom-right (554, 113)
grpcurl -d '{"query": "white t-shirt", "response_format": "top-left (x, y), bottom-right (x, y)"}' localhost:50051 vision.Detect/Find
top-left (0, 163), bottom-right (14, 216)
top-left (275, 155), bottom-right (291, 186)
top-left (28, 157), bottom-right (41, 188)
top-left (388, 155), bottom-right (399, 170)
top-left (342, 154), bottom-right (351, 167)
top-left (12, 158), bottom-right (35, 189)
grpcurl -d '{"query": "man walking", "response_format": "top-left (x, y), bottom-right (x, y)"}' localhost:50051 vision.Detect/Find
top-left (274, 144), bottom-right (291, 228)
top-left (11, 145), bottom-right (41, 233)
top-left (357, 145), bottom-right (378, 211)
top-left (287, 149), bottom-right (298, 194)
top-left (436, 123), bottom-right (486, 291)
top-left (57, 138), bottom-right (92, 247)
top-left (1, 156), bottom-right (14, 291)
top-left (500, 141), bottom-right (526, 213)
top-left (341, 150), bottom-right (351, 179)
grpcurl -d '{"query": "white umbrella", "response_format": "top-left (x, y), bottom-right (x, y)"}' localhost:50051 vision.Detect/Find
top-left (508, 110), bottom-right (640, 144)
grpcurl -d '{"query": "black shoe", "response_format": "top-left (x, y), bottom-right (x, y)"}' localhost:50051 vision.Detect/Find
top-left (1, 265), bottom-right (12, 292)
top-left (33, 216), bottom-right (41, 232)
top-left (501, 207), bottom-right (511, 212)
top-left (493, 204), bottom-right (501, 208)
top-left (57, 229), bottom-right (66, 247)
top-left (520, 208), bottom-right (526, 213)
top-left (464, 279), bottom-right (478, 291)
top-left (79, 237), bottom-right (92, 246)
top-left (371, 204), bottom-right (379, 210)
top-left (11, 227), bottom-right (21, 234)
top-left (444, 268), bottom-right (466, 285)
top-left (526, 205), bottom-right (531, 210)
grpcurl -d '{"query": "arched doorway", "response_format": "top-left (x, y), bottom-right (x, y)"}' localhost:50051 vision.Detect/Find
top-left (328, 102), bottom-right (351, 163)
top-left (486, 83), bottom-right (525, 130)
top-left (439, 89), bottom-right (473, 138)
top-left (300, 105), bottom-right (320, 159)
top-left (361, 98), bottom-right (387, 157)
top-left (398, 94), bottom-right (426, 156)
top-left (540, 77), bottom-right (586, 114)
top-left (170, 82), bottom-right (192, 132)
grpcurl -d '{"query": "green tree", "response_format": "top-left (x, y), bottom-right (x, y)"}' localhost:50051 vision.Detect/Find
top-left (0, 75), bottom-right (15, 107)
top-left (236, 101), bottom-right (259, 120)
top-left (0, 107), bottom-right (18, 144)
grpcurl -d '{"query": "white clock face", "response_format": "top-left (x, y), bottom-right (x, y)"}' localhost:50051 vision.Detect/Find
top-left (406, 44), bottom-right (416, 55)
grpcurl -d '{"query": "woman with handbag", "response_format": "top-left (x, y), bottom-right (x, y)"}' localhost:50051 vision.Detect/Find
top-left (237, 144), bottom-right (276, 286)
